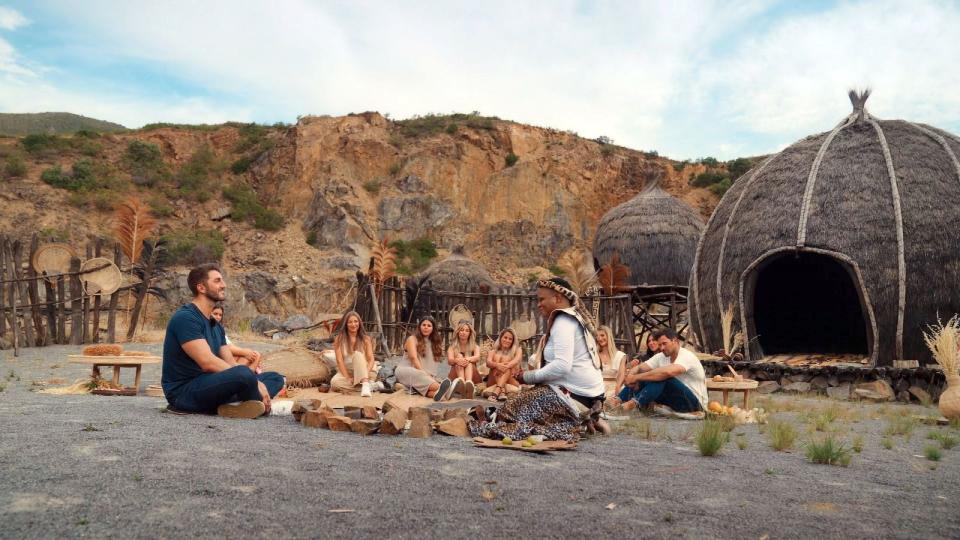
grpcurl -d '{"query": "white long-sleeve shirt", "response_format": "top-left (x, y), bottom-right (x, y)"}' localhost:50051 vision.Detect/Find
top-left (524, 313), bottom-right (605, 398)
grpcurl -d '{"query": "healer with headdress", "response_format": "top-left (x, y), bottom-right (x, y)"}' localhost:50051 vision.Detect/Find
top-left (469, 277), bottom-right (607, 441)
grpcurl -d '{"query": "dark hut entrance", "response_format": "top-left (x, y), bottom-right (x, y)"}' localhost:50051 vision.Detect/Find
top-left (749, 252), bottom-right (869, 356)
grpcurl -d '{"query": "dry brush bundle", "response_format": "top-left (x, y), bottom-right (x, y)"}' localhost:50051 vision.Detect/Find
top-left (719, 303), bottom-right (742, 353)
top-left (113, 196), bottom-right (156, 266)
top-left (923, 315), bottom-right (960, 378)
top-left (368, 239), bottom-right (397, 297)
top-left (558, 250), bottom-right (598, 296)
top-left (597, 252), bottom-right (631, 295)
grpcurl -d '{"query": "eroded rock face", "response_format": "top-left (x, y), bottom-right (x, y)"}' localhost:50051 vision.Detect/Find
top-left (378, 195), bottom-right (454, 240)
top-left (303, 187), bottom-right (372, 249)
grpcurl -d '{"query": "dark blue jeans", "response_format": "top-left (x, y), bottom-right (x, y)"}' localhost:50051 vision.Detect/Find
top-left (618, 378), bottom-right (702, 413)
top-left (170, 366), bottom-right (285, 414)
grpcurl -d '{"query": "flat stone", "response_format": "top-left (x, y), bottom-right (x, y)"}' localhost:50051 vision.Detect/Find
top-left (381, 407), bottom-right (407, 435)
top-left (210, 206), bottom-right (232, 221)
top-left (250, 314), bottom-right (281, 334)
top-left (810, 375), bottom-right (830, 391)
top-left (895, 378), bottom-right (911, 392)
top-left (783, 381), bottom-right (812, 394)
top-left (351, 419), bottom-right (381, 436)
top-left (854, 380), bottom-right (894, 401)
top-left (283, 314), bottom-right (313, 331)
top-left (327, 416), bottom-right (354, 432)
top-left (756, 381), bottom-right (780, 394)
top-left (826, 384), bottom-right (851, 401)
top-left (433, 417), bottom-right (470, 438)
top-left (909, 386), bottom-right (932, 404)
top-left (896, 390), bottom-right (911, 403)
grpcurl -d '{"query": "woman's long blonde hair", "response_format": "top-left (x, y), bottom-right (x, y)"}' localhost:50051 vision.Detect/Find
top-left (493, 327), bottom-right (520, 359)
top-left (451, 321), bottom-right (477, 354)
top-left (598, 325), bottom-right (619, 358)
top-left (334, 311), bottom-right (367, 357)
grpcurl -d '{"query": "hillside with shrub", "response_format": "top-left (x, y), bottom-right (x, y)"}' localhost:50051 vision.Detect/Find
top-left (0, 112), bottom-right (126, 136)
top-left (0, 111), bottom-right (756, 316)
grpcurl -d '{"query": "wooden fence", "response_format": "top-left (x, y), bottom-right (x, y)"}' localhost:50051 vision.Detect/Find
top-left (0, 234), bottom-right (145, 354)
top-left (355, 276), bottom-right (637, 357)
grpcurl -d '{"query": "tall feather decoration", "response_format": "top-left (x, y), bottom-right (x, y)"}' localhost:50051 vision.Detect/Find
top-left (113, 196), bottom-right (156, 265)
top-left (597, 252), bottom-right (631, 295)
top-left (558, 250), bottom-right (598, 296)
top-left (368, 239), bottom-right (397, 298)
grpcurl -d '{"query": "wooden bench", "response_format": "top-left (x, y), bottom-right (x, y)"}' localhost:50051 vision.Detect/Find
top-left (706, 379), bottom-right (759, 409)
top-left (68, 355), bottom-right (161, 395)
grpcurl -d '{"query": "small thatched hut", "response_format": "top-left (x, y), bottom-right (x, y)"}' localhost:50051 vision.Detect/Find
top-left (593, 183), bottom-right (704, 287)
top-left (690, 91), bottom-right (960, 365)
top-left (404, 252), bottom-right (495, 320)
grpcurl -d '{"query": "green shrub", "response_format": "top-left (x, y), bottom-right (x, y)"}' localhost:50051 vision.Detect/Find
top-left (230, 155), bottom-right (256, 174)
top-left (505, 152), bottom-right (519, 167)
top-left (852, 435), bottom-right (864, 453)
top-left (396, 112), bottom-right (498, 138)
top-left (600, 143), bottom-right (615, 156)
top-left (74, 129), bottom-right (101, 139)
top-left (148, 196), bottom-right (174, 218)
top-left (726, 157), bottom-right (753, 179)
top-left (160, 228), bottom-right (225, 265)
top-left (38, 227), bottom-right (70, 242)
top-left (805, 436), bottom-right (851, 466)
top-left (673, 160), bottom-right (690, 173)
top-left (176, 145), bottom-right (217, 198)
top-left (233, 123), bottom-right (270, 153)
top-left (124, 140), bottom-right (168, 186)
top-left (21, 134), bottom-right (69, 155)
top-left (691, 171), bottom-right (728, 188)
top-left (547, 264), bottom-right (565, 276)
top-left (222, 183), bottom-right (285, 231)
top-left (4, 155), bottom-right (26, 178)
top-left (305, 230), bottom-right (318, 246)
top-left (883, 416), bottom-right (916, 438)
top-left (389, 163), bottom-right (402, 175)
top-left (709, 178), bottom-right (732, 197)
top-left (389, 237), bottom-right (438, 275)
top-left (924, 444), bottom-right (942, 461)
top-left (695, 419), bottom-right (729, 456)
top-left (699, 156), bottom-right (719, 167)
top-left (881, 437), bottom-right (893, 450)
top-left (643, 150), bottom-right (659, 159)
top-left (445, 123), bottom-right (458, 134)
top-left (41, 166), bottom-right (67, 187)
top-left (768, 420), bottom-right (797, 451)
top-left (363, 179), bottom-right (382, 194)
top-left (42, 160), bottom-right (121, 193)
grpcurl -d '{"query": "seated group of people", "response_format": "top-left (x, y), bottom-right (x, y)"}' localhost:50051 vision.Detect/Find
top-left (161, 264), bottom-right (708, 432)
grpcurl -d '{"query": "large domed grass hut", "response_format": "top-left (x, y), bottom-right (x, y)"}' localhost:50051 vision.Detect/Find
top-left (690, 90), bottom-right (960, 365)
top-left (593, 183), bottom-right (704, 287)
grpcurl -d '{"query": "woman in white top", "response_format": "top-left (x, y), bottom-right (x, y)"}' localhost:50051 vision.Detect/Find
top-left (469, 277), bottom-right (605, 441)
top-left (596, 325), bottom-right (625, 393)
top-left (395, 316), bottom-right (457, 401)
top-left (211, 303), bottom-right (262, 373)
top-left (482, 328), bottom-right (523, 402)
top-left (330, 311), bottom-right (380, 397)
top-left (447, 321), bottom-right (480, 398)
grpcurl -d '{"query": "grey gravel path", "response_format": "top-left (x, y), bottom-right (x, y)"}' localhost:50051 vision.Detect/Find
top-left (1, 344), bottom-right (959, 539)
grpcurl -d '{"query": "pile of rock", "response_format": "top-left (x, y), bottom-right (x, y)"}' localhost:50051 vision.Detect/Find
top-left (704, 361), bottom-right (944, 404)
top-left (292, 399), bottom-right (471, 438)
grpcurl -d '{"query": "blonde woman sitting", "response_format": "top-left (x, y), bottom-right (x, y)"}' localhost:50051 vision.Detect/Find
top-left (330, 311), bottom-right (381, 397)
top-left (395, 316), bottom-right (458, 401)
top-left (447, 321), bottom-right (480, 398)
top-left (597, 325), bottom-right (626, 396)
top-left (483, 328), bottom-right (522, 402)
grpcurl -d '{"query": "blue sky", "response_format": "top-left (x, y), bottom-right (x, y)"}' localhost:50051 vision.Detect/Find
top-left (1, 0), bottom-right (958, 160)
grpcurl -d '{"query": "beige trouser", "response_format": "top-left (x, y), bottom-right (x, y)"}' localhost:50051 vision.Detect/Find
top-left (330, 351), bottom-right (378, 392)
top-left (395, 366), bottom-right (440, 396)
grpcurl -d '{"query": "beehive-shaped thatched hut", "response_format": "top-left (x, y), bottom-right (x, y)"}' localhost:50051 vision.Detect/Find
top-left (404, 252), bottom-right (496, 320)
top-left (593, 183), bottom-right (704, 286)
top-left (690, 91), bottom-right (960, 365)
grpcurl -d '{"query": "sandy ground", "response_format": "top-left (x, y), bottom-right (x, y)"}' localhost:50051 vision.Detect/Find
top-left (1, 343), bottom-right (959, 539)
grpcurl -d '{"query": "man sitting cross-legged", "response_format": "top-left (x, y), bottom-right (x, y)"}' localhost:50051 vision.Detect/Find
top-left (614, 328), bottom-right (707, 417)
top-left (162, 264), bottom-right (285, 419)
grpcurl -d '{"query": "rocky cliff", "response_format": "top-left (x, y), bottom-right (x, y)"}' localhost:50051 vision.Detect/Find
top-left (0, 112), bottom-right (719, 319)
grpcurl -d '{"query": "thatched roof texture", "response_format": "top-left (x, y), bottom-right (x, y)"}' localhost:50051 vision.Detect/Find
top-left (593, 185), bottom-right (704, 287)
top-left (690, 90), bottom-right (960, 365)
top-left (413, 253), bottom-right (495, 293)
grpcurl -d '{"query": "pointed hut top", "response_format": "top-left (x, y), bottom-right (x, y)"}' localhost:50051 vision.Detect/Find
top-left (847, 88), bottom-right (872, 123)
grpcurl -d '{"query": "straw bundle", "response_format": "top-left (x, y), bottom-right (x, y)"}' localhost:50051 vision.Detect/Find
top-left (923, 315), bottom-right (960, 377)
top-left (558, 250), bottom-right (598, 296)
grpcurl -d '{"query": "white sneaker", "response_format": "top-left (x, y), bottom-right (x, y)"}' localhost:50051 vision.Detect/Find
top-left (373, 381), bottom-right (385, 392)
top-left (360, 381), bottom-right (372, 397)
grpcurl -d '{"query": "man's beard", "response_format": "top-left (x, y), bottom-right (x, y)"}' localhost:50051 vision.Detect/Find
top-left (203, 289), bottom-right (224, 302)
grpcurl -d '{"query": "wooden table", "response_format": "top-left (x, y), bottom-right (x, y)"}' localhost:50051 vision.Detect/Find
top-left (68, 355), bottom-right (161, 395)
top-left (706, 379), bottom-right (759, 409)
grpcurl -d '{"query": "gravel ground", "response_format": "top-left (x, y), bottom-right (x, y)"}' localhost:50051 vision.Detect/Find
top-left (2, 344), bottom-right (959, 539)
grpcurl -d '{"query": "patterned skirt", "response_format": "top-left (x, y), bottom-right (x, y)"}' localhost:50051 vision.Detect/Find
top-left (468, 385), bottom-right (582, 441)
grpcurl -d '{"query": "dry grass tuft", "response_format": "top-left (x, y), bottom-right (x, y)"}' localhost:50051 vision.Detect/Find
top-left (883, 416), bottom-right (916, 439)
top-left (695, 419), bottom-right (729, 456)
top-left (923, 315), bottom-right (960, 377)
top-left (805, 436), bottom-right (852, 466)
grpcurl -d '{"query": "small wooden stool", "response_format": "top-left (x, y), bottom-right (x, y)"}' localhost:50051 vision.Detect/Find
top-left (706, 379), bottom-right (759, 409)
top-left (68, 355), bottom-right (161, 395)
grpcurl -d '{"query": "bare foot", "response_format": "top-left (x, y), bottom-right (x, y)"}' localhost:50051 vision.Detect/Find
top-left (620, 400), bottom-right (637, 412)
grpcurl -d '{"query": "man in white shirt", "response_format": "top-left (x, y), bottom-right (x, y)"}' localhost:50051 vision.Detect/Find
top-left (616, 328), bottom-right (707, 414)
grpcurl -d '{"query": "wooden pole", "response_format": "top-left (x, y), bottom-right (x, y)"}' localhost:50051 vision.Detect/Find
top-left (126, 243), bottom-right (158, 341)
top-left (0, 236), bottom-right (7, 341)
top-left (56, 275), bottom-right (66, 344)
top-left (11, 241), bottom-right (34, 347)
top-left (69, 257), bottom-right (83, 345)
top-left (106, 244), bottom-right (121, 343)
top-left (91, 239), bottom-right (103, 343)
top-left (368, 282), bottom-right (390, 355)
top-left (82, 243), bottom-right (92, 343)
top-left (43, 274), bottom-right (57, 344)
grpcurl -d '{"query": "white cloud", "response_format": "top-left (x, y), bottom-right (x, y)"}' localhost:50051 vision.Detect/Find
top-left (695, 0), bottom-right (960, 149)
top-left (0, 6), bottom-right (28, 30)
top-left (5, 0), bottom-right (960, 158)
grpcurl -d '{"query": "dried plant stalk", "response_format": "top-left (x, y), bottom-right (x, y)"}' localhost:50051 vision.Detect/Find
top-left (720, 303), bottom-right (736, 353)
top-left (923, 315), bottom-right (960, 377)
top-left (368, 239), bottom-right (397, 297)
top-left (113, 196), bottom-right (156, 265)
top-left (558, 250), bottom-right (598, 296)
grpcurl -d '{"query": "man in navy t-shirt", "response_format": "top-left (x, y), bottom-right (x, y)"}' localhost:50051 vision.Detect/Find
top-left (162, 263), bottom-right (284, 419)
